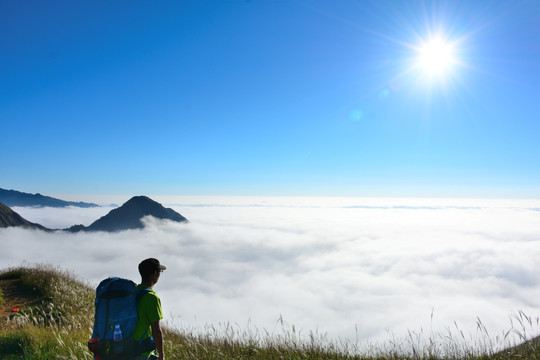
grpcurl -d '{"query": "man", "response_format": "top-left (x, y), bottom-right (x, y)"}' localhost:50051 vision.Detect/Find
top-left (133, 258), bottom-right (166, 360)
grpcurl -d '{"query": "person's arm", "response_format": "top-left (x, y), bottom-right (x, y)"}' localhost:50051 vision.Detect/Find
top-left (151, 320), bottom-right (165, 360)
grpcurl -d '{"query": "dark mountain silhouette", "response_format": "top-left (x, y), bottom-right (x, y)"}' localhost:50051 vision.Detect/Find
top-left (0, 202), bottom-right (49, 231)
top-left (66, 196), bottom-right (188, 232)
top-left (0, 188), bottom-right (99, 208)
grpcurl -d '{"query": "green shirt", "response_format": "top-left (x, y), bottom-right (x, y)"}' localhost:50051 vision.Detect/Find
top-left (133, 285), bottom-right (163, 342)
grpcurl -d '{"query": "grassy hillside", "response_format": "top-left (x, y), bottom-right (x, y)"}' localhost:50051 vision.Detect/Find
top-left (0, 265), bottom-right (538, 360)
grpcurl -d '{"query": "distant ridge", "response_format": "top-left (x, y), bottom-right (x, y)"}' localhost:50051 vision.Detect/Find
top-left (0, 194), bottom-right (188, 232)
top-left (0, 202), bottom-right (49, 231)
top-left (0, 188), bottom-right (99, 208)
top-left (66, 195), bottom-right (188, 232)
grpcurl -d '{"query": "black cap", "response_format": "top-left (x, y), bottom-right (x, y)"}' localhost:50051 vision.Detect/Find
top-left (139, 258), bottom-right (167, 277)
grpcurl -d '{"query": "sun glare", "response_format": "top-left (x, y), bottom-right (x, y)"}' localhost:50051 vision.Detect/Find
top-left (416, 36), bottom-right (456, 78)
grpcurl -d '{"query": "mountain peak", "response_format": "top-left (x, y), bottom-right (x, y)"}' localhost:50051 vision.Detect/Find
top-left (124, 195), bottom-right (158, 206)
top-left (68, 196), bottom-right (188, 232)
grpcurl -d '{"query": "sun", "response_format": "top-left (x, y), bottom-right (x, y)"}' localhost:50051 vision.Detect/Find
top-left (415, 36), bottom-right (456, 78)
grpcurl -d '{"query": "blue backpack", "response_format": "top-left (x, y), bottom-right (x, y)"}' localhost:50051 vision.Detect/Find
top-left (88, 277), bottom-right (155, 360)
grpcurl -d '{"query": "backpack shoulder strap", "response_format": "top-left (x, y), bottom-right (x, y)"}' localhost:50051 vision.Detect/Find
top-left (135, 287), bottom-right (153, 344)
top-left (135, 287), bottom-right (152, 305)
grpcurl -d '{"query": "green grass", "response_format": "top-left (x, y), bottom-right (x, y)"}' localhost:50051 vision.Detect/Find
top-left (1, 265), bottom-right (539, 359)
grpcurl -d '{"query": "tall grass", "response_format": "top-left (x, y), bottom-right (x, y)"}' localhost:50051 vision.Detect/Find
top-left (0, 265), bottom-right (95, 359)
top-left (1, 264), bottom-right (539, 359)
top-left (162, 312), bottom-right (540, 360)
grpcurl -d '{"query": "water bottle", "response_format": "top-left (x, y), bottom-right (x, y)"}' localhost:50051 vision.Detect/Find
top-left (113, 325), bottom-right (123, 354)
top-left (113, 324), bottom-right (122, 341)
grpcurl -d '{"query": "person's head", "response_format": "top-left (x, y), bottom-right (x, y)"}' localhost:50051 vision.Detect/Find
top-left (139, 258), bottom-right (166, 286)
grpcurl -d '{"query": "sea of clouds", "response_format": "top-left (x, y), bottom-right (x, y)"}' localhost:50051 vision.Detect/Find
top-left (2, 196), bottom-right (540, 350)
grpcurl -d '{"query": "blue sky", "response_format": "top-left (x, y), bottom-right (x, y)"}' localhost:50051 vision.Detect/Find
top-left (2, 0), bottom-right (540, 197)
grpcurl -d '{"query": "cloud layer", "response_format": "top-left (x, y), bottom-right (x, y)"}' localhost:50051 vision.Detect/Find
top-left (3, 197), bottom-right (540, 349)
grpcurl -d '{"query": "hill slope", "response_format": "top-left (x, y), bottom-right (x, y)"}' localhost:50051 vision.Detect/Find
top-left (0, 188), bottom-right (99, 208)
top-left (0, 202), bottom-right (49, 231)
top-left (67, 196), bottom-right (188, 232)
